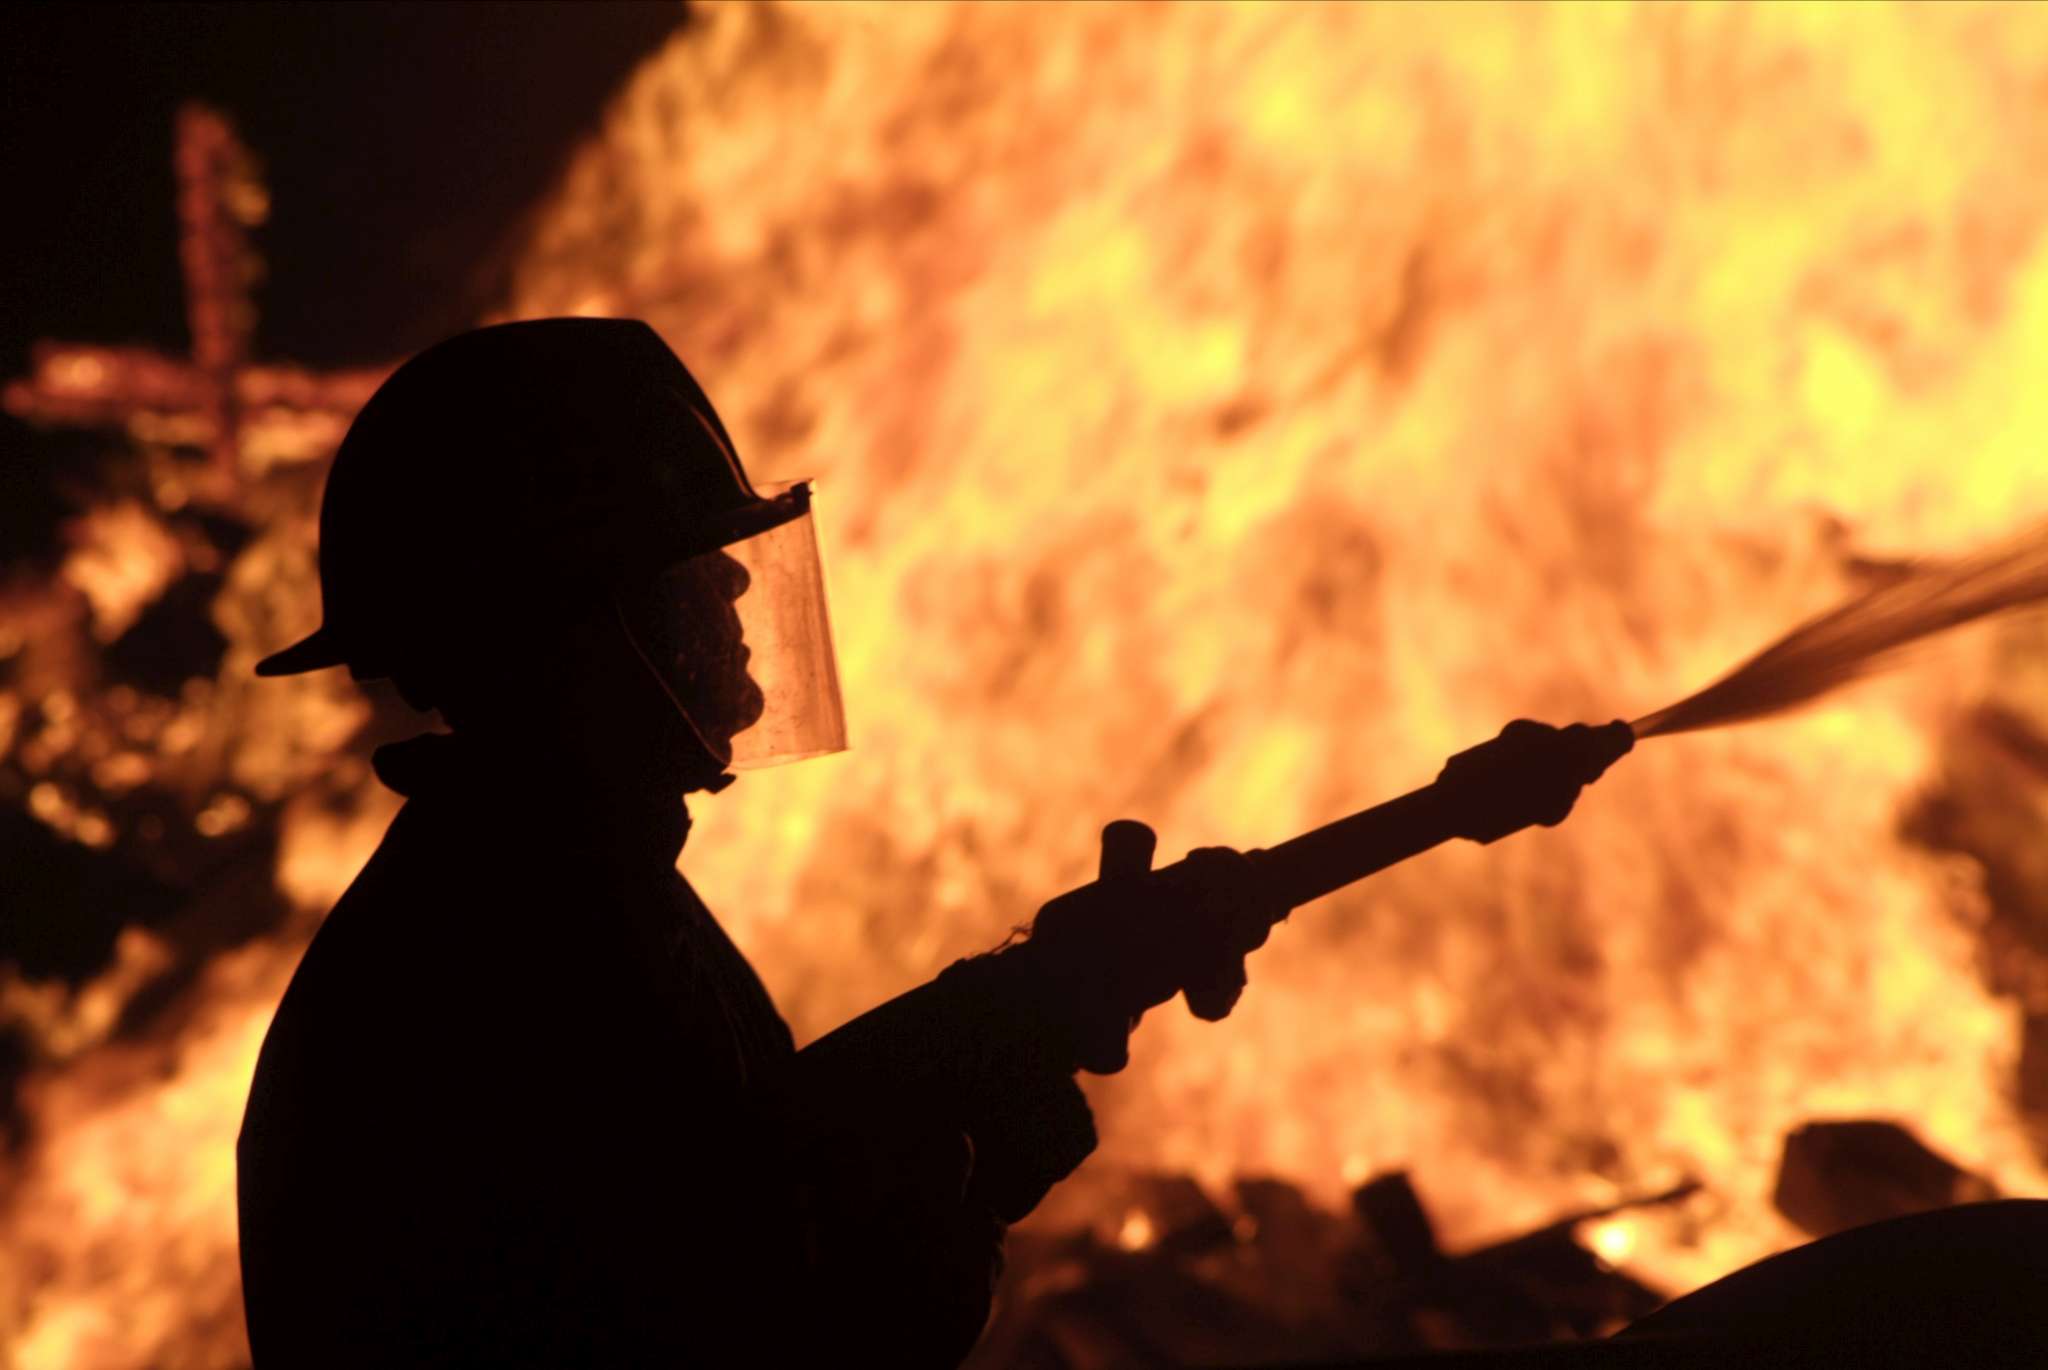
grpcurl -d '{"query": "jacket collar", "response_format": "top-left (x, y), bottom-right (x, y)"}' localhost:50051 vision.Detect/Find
top-left (372, 731), bottom-right (693, 867)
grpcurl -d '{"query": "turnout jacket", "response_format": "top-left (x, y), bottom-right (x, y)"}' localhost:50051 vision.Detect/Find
top-left (237, 734), bottom-right (1094, 1367)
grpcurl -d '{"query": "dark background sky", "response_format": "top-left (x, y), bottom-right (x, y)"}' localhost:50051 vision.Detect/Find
top-left (0, 1), bottom-right (687, 565)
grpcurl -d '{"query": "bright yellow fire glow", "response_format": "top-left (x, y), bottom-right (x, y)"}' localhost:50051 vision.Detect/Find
top-left (512, 0), bottom-right (2048, 1293)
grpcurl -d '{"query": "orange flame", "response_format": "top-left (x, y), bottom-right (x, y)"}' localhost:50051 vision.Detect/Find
top-left (511, 0), bottom-right (2048, 1290)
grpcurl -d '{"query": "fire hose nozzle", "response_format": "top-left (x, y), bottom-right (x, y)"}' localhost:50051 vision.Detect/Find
top-left (1581, 718), bottom-right (1637, 780)
top-left (1435, 718), bottom-right (1634, 844)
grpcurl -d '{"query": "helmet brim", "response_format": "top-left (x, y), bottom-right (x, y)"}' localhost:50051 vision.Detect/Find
top-left (254, 626), bottom-right (349, 677)
top-left (253, 488), bottom-right (812, 681)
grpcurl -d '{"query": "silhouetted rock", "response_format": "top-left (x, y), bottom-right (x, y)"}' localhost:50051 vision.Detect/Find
top-left (976, 1168), bottom-right (1683, 1368)
top-left (1773, 1119), bottom-right (1997, 1238)
top-left (1125, 1171), bottom-right (1235, 1258)
top-left (1353, 1170), bottom-right (1447, 1278)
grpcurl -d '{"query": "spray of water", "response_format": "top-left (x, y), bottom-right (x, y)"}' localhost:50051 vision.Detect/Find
top-left (1633, 525), bottom-right (2048, 738)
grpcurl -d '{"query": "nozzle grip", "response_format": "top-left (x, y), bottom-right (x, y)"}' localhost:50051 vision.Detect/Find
top-left (1245, 719), bottom-right (1635, 908)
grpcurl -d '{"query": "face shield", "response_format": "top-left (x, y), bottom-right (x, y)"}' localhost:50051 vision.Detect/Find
top-left (615, 480), bottom-right (849, 772)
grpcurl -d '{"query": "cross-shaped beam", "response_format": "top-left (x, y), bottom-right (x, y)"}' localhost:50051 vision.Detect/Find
top-left (3, 104), bottom-right (387, 508)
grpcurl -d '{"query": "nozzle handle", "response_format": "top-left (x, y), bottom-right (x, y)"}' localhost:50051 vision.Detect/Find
top-left (1244, 782), bottom-right (1457, 913)
top-left (1244, 719), bottom-right (1635, 913)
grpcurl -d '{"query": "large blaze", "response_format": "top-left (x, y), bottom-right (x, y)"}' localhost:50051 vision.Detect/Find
top-left (7, 3), bottom-right (2048, 1366)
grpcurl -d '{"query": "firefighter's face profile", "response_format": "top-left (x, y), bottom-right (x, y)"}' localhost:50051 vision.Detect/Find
top-left (648, 550), bottom-right (768, 759)
top-left (615, 497), bottom-right (847, 776)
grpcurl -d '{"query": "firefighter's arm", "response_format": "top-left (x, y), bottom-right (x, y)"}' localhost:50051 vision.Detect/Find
top-left (795, 828), bottom-right (1282, 1221)
top-left (793, 952), bottom-right (1095, 1225)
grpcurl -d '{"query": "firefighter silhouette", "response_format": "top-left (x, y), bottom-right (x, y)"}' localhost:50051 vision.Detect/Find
top-left (237, 318), bottom-right (1622, 1367)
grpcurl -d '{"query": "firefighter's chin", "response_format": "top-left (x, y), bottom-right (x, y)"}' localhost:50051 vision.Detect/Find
top-left (734, 676), bottom-right (767, 734)
top-left (676, 677), bottom-right (763, 786)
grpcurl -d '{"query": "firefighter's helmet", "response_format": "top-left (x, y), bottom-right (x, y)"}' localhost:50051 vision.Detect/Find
top-left (256, 317), bottom-right (846, 771)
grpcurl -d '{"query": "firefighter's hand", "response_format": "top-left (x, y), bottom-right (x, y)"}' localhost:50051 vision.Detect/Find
top-left (1435, 719), bottom-right (1633, 844)
top-left (1012, 821), bottom-right (1287, 1075)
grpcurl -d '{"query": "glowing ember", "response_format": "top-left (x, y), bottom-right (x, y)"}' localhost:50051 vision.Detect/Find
top-left (61, 502), bottom-right (187, 643)
top-left (1117, 1208), bottom-right (1158, 1252)
top-left (1582, 1216), bottom-right (1638, 1270)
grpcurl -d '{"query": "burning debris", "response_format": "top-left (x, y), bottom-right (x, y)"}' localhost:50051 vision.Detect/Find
top-left (968, 1167), bottom-right (1689, 1367)
top-left (1, 105), bottom-right (399, 1370)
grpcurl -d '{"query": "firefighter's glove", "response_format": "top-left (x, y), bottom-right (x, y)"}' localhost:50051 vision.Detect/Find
top-left (1436, 718), bottom-right (1633, 844)
top-left (1016, 822), bottom-right (1286, 1076)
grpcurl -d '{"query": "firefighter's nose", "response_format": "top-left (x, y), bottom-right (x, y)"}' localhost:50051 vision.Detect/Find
top-left (712, 552), bottom-right (751, 601)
